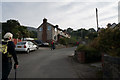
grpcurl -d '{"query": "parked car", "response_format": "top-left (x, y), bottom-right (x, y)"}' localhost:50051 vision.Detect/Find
top-left (26, 40), bottom-right (39, 48)
top-left (34, 40), bottom-right (44, 47)
top-left (43, 42), bottom-right (49, 47)
top-left (15, 41), bottom-right (38, 53)
top-left (34, 40), bottom-right (49, 47)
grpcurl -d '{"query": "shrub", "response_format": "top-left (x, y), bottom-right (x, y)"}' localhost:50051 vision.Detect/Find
top-left (76, 44), bottom-right (99, 53)
top-left (76, 44), bottom-right (87, 52)
top-left (59, 37), bottom-right (77, 46)
top-left (96, 27), bottom-right (120, 57)
top-left (76, 44), bottom-right (101, 62)
top-left (59, 38), bottom-right (67, 45)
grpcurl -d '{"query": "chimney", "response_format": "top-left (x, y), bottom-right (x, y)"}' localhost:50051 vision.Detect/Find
top-left (55, 25), bottom-right (58, 29)
top-left (43, 18), bottom-right (47, 23)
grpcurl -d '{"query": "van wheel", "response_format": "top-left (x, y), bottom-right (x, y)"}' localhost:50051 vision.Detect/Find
top-left (27, 49), bottom-right (30, 54)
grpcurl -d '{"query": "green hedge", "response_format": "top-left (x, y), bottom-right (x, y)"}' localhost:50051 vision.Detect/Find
top-left (59, 37), bottom-right (77, 46)
top-left (76, 44), bottom-right (101, 62)
top-left (94, 27), bottom-right (120, 57)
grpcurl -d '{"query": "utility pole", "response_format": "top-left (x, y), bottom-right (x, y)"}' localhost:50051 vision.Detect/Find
top-left (96, 8), bottom-right (99, 31)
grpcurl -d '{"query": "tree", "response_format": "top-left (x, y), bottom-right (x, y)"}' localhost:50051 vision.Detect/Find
top-left (94, 26), bottom-right (120, 57)
top-left (87, 28), bottom-right (97, 40)
top-left (69, 28), bottom-right (97, 42)
top-left (88, 28), bottom-right (96, 32)
top-left (67, 27), bottom-right (73, 35)
top-left (2, 19), bottom-right (21, 38)
top-left (18, 26), bottom-right (30, 39)
top-left (107, 23), bottom-right (112, 28)
top-left (2, 19), bottom-right (31, 39)
top-left (29, 31), bottom-right (37, 38)
top-left (59, 38), bottom-right (67, 45)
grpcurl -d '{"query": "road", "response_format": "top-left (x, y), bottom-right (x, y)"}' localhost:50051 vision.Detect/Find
top-left (9, 47), bottom-right (79, 78)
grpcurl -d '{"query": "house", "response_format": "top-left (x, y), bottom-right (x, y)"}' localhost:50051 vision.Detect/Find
top-left (111, 23), bottom-right (117, 28)
top-left (37, 18), bottom-right (70, 42)
top-left (107, 23), bottom-right (117, 28)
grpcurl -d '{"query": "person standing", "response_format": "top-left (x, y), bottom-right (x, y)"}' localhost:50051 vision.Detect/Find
top-left (51, 40), bottom-right (55, 50)
top-left (76, 42), bottom-right (79, 46)
top-left (1, 32), bottom-right (19, 80)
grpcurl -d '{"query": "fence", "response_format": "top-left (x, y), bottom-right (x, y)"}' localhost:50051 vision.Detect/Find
top-left (12, 38), bottom-right (22, 45)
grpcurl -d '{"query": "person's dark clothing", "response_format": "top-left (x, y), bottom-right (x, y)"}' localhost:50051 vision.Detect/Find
top-left (76, 42), bottom-right (79, 46)
top-left (51, 41), bottom-right (55, 50)
top-left (52, 43), bottom-right (55, 49)
top-left (2, 40), bottom-right (18, 80)
top-left (2, 60), bottom-right (12, 80)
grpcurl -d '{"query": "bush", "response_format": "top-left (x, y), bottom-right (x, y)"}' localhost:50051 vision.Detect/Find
top-left (76, 44), bottom-right (87, 52)
top-left (59, 38), bottom-right (67, 45)
top-left (76, 44), bottom-right (99, 53)
top-left (76, 44), bottom-right (101, 62)
top-left (59, 37), bottom-right (77, 46)
top-left (96, 27), bottom-right (120, 57)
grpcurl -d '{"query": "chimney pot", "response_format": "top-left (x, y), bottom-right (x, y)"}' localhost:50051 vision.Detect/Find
top-left (43, 18), bottom-right (47, 23)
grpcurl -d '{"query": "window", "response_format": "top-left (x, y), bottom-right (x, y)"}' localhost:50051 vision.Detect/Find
top-left (47, 26), bottom-right (51, 30)
top-left (28, 42), bottom-right (33, 45)
top-left (54, 35), bottom-right (56, 40)
top-left (55, 28), bottom-right (57, 32)
top-left (39, 27), bottom-right (43, 31)
top-left (60, 31), bottom-right (62, 34)
top-left (17, 42), bottom-right (26, 45)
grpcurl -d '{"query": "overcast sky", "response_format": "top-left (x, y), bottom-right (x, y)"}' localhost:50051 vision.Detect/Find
top-left (1, 0), bottom-right (119, 30)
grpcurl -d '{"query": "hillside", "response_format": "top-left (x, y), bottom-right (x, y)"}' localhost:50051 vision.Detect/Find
top-left (26, 26), bottom-right (37, 32)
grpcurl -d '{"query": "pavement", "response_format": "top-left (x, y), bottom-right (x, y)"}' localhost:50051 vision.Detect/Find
top-left (70, 58), bottom-right (102, 79)
top-left (3, 47), bottom-right (101, 79)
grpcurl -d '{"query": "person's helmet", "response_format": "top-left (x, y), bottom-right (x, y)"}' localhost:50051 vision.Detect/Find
top-left (4, 32), bottom-right (13, 39)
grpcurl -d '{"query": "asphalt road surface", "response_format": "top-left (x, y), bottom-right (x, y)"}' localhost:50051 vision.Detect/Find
top-left (9, 47), bottom-right (79, 78)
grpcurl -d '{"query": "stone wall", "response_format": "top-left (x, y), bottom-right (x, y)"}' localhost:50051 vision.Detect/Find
top-left (103, 54), bottom-right (120, 79)
top-left (51, 27), bottom-right (55, 40)
top-left (37, 30), bottom-right (42, 41)
top-left (74, 51), bottom-right (85, 63)
top-left (47, 29), bottom-right (52, 41)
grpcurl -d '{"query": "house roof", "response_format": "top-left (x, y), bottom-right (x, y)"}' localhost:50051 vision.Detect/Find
top-left (37, 23), bottom-right (43, 30)
top-left (37, 18), bottom-right (69, 35)
top-left (57, 28), bottom-right (63, 31)
top-left (37, 18), bottom-right (56, 29)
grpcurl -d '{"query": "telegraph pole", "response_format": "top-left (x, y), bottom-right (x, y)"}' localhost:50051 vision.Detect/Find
top-left (96, 8), bottom-right (99, 31)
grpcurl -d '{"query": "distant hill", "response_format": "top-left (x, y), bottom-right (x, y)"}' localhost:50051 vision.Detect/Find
top-left (26, 26), bottom-right (37, 32)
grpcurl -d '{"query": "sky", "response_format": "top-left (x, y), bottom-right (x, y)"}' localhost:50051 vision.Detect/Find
top-left (1, 0), bottom-right (119, 30)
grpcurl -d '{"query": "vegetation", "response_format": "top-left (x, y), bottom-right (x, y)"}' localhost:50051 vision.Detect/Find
top-left (58, 26), bottom-right (98, 47)
top-left (86, 23), bottom-right (120, 57)
top-left (76, 44), bottom-right (101, 62)
top-left (59, 38), bottom-right (67, 45)
top-left (94, 25), bottom-right (120, 57)
top-left (75, 22), bottom-right (120, 62)
top-left (66, 28), bottom-right (98, 42)
top-left (58, 37), bottom-right (77, 46)
top-left (2, 19), bottom-right (37, 39)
